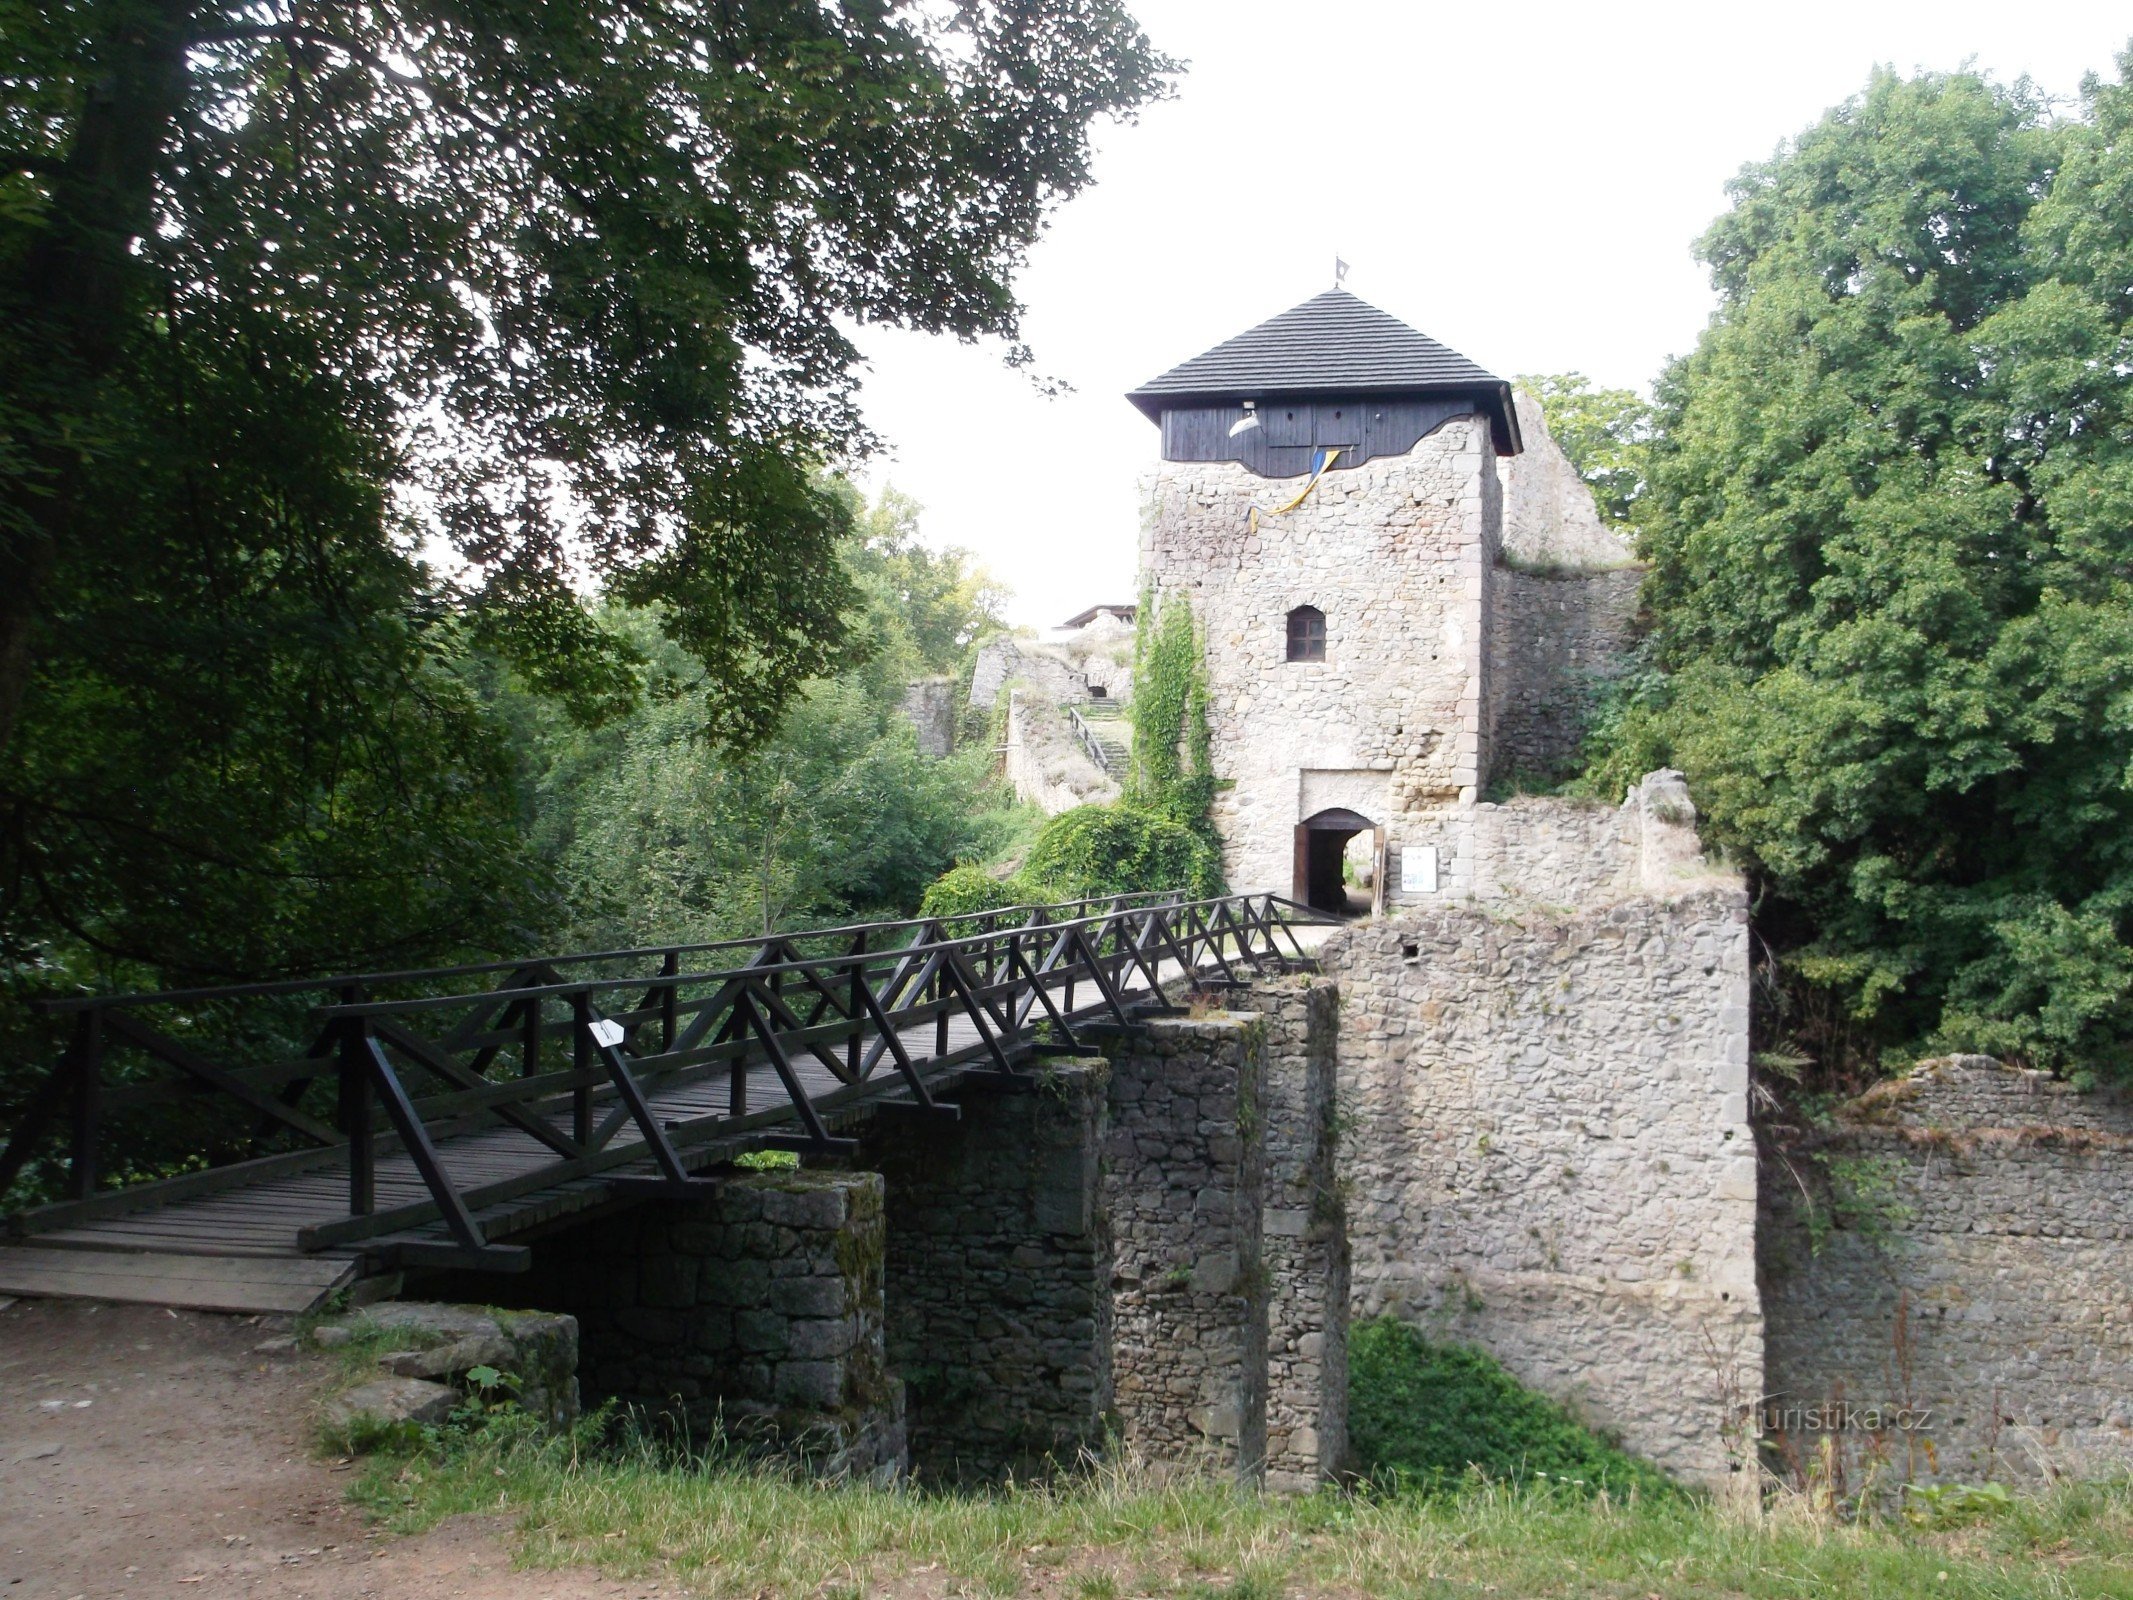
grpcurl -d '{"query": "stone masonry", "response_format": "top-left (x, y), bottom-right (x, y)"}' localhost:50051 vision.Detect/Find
top-left (1488, 567), bottom-right (1641, 785)
top-left (493, 1170), bottom-right (906, 1483)
top-left (1318, 871), bottom-right (1760, 1489)
top-left (1761, 1056), bottom-right (2133, 1484)
top-left (860, 1067), bottom-right (1113, 1482)
top-left (1249, 973), bottom-right (1350, 1491)
top-left (1142, 416), bottom-right (1502, 895)
top-left (1103, 1013), bottom-right (1271, 1482)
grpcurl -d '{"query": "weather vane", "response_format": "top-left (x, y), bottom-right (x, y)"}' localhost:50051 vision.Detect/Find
top-left (1334, 255), bottom-right (1350, 287)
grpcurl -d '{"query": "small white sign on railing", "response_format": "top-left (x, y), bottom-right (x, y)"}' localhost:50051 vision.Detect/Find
top-left (588, 1018), bottom-right (627, 1049)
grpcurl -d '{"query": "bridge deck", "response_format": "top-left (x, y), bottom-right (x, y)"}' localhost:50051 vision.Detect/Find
top-left (0, 905), bottom-right (1334, 1312)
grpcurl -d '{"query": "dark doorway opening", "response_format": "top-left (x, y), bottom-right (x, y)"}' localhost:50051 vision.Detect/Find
top-left (1292, 808), bottom-right (1380, 917)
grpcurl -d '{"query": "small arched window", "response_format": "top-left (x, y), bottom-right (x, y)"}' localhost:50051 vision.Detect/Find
top-left (1286, 605), bottom-right (1326, 663)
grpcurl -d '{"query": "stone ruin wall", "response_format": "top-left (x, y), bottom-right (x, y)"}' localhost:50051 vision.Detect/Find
top-left (1316, 778), bottom-right (1760, 1489)
top-left (1139, 417), bottom-right (1500, 895)
top-left (1488, 567), bottom-right (1643, 785)
top-left (1002, 693), bottom-right (1119, 816)
top-left (899, 677), bottom-right (958, 758)
top-left (1250, 973), bottom-right (1350, 1492)
top-left (1486, 389), bottom-right (1643, 790)
top-left (1103, 1015), bottom-right (1272, 1481)
top-left (1760, 1057), bottom-right (2133, 1485)
top-left (859, 1070), bottom-right (1113, 1483)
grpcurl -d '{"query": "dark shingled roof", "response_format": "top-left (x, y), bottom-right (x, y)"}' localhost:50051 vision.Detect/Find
top-left (1127, 288), bottom-right (1520, 452)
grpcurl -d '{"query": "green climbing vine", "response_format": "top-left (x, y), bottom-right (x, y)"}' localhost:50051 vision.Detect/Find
top-left (1130, 585), bottom-right (1215, 829)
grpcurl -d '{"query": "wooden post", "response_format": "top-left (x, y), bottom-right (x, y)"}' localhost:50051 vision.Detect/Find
top-left (570, 989), bottom-right (594, 1147)
top-left (935, 962), bottom-right (950, 1057)
top-left (847, 929), bottom-right (866, 1080)
top-left (521, 992), bottom-right (541, 1079)
top-left (660, 949), bottom-right (679, 1052)
top-left (68, 1009), bottom-right (101, 1201)
top-left (339, 1017), bottom-right (374, 1217)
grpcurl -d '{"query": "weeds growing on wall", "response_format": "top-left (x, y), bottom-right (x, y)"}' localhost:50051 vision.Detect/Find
top-left (1347, 1318), bottom-right (1677, 1500)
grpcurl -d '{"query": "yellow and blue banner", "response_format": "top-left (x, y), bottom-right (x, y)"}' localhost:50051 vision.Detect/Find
top-left (1247, 447), bottom-right (1341, 534)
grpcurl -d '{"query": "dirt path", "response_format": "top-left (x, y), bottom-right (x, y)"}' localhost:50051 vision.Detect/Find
top-left (0, 1297), bottom-right (647, 1599)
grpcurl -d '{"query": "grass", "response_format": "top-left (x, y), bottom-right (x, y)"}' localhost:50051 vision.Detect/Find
top-left (351, 1413), bottom-right (2133, 1599)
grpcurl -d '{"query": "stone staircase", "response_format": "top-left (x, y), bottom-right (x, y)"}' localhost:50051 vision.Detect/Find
top-left (1073, 701), bottom-right (1132, 772)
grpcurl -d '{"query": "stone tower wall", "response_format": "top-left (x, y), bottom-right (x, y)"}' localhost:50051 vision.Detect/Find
top-left (1139, 416), bottom-right (1499, 896)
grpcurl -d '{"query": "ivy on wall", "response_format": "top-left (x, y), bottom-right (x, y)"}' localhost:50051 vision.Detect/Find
top-left (1129, 586), bottom-right (1215, 830)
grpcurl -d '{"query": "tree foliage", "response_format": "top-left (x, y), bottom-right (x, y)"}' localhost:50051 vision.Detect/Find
top-left (1595, 53), bottom-right (2133, 1075)
top-left (1019, 802), bottom-right (1222, 902)
top-left (0, 1), bottom-right (1167, 987)
top-left (517, 496), bottom-right (1017, 948)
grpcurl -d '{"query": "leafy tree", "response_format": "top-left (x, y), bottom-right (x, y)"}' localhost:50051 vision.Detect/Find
top-left (1514, 373), bottom-right (1653, 529)
top-left (3, 0), bottom-right (1171, 745)
top-left (842, 486), bottom-right (1010, 680)
top-left (0, 306), bottom-right (546, 986)
top-left (0, 1), bottom-right (1170, 985)
top-left (523, 490), bottom-right (1021, 947)
top-left (1594, 56), bottom-right (2133, 1075)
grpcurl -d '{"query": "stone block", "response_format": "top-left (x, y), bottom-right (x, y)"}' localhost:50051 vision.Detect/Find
top-left (638, 1254), bottom-right (699, 1309)
top-left (775, 1360), bottom-right (845, 1408)
top-left (786, 1318), bottom-right (858, 1360)
top-left (324, 1377), bottom-right (458, 1432)
top-left (761, 1183), bottom-right (849, 1231)
top-left (769, 1276), bottom-right (847, 1318)
top-left (734, 1308), bottom-right (789, 1355)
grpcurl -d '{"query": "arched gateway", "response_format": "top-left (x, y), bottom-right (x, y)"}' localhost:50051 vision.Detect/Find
top-left (1293, 806), bottom-right (1385, 917)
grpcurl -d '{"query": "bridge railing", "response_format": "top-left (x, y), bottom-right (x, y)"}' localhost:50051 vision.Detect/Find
top-left (0, 892), bottom-right (1330, 1266)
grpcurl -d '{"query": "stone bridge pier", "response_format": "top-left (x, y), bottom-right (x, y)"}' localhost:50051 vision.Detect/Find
top-left (419, 984), bottom-right (1350, 1490)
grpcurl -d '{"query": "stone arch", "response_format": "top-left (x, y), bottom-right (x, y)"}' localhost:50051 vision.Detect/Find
top-left (1292, 806), bottom-right (1379, 915)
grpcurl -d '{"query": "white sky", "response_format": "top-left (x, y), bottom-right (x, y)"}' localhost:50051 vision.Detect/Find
top-left (851, 0), bottom-right (2131, 629)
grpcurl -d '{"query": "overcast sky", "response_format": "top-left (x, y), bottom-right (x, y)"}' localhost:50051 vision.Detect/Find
top-left (848, 1), bottom-right (2132, 629)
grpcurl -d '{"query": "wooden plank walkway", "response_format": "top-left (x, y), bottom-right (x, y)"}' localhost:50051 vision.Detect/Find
top-left (0, 1246), bottom-right (356, 1314)
top-left (0, 942), bottom-right (1264, 1312)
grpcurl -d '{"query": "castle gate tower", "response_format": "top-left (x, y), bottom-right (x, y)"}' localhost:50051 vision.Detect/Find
top-left (1129, 289), bottom-right (1523, 908)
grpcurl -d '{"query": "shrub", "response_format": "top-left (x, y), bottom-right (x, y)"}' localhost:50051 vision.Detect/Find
top-left (1020, 803), bottom-right (1222, 901)
top-left (918, 864), bottom-right (1038, 919)
top-left (1348, 1317), bottom-right (1677, 1498)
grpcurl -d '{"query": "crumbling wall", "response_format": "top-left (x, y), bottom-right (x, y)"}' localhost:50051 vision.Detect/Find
top-left (1760, 1057), bottom-right (2133, 1484)
top-left (1388, 769), bottom-right (1721, 911)
top-left (900, 678), bottom-right (958, 758)
top-left (1488, 568), bottom-right (1641, 785)
top-left (1495, 388), bottom-right (1637, 573)
top-left (1318, 883), bottom-right (1759, 1488)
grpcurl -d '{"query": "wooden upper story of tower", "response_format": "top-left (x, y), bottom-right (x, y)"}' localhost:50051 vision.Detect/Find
top-left (1126, 289), bottom-right (1522, 476)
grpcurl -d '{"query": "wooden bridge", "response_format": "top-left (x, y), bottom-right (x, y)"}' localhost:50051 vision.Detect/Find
top-left (0, 893), bottom-right (1332, 1312)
